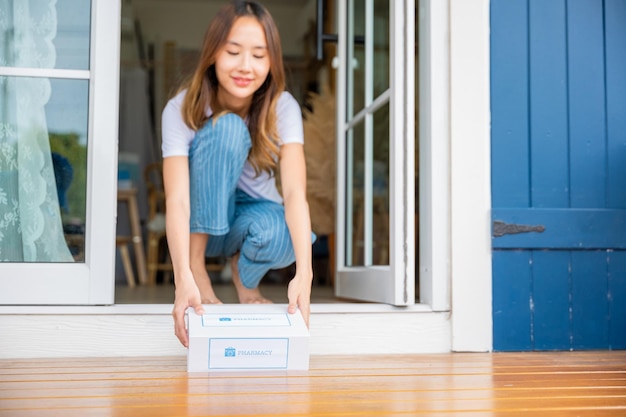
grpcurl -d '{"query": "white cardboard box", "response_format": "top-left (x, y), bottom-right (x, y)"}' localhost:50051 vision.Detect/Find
top-left (187, 304), bottom-right (310, 372)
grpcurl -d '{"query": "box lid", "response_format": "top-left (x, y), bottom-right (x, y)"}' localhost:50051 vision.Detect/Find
top-left (187, 304), bottom-right (310, 339)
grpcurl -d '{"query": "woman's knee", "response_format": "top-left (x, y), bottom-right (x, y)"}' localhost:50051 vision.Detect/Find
top-left (242, 215), bottom-right (294, 265)
top-left (192, 113), bottom-right (251, 158)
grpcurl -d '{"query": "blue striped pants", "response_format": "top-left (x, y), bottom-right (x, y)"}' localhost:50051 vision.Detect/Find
top-left (188, 113), bottom-right (295, 289)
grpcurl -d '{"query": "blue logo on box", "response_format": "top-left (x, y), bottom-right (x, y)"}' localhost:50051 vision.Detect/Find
top-left (219, 317), bottom-right (232, 322)
top-left (224, 347), bottom-right (236, 357)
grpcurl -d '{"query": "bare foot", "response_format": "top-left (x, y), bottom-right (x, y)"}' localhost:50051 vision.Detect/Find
top-left (230, 255), bottom-right (272, 304)
top-left (191, 267), bottom-right (222, 304)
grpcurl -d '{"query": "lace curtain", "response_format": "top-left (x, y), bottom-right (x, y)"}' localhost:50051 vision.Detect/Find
top-left (0, 0), bottom-right (73, 262)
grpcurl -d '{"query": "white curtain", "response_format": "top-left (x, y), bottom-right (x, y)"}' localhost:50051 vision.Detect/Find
top-left (0, 0), bottom-right (73, 262)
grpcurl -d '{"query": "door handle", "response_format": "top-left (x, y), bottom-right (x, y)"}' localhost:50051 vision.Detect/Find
top-left (492, 220), bottom-right (546, 238)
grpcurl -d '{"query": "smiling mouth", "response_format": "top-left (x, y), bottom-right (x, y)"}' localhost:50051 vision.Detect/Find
top-left (233, 77), bottom-right (252, 87)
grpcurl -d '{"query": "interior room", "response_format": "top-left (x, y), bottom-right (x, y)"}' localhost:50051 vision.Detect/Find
top-left (113, 0), bottom-right (416, 305)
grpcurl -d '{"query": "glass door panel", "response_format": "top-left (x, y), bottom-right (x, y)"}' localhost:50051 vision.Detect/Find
top-left (346, 119), bottom-right (363, 267)
top-left (345, 103), bottom-right (390, 267)
top-left (336, 0), bottom-right (414, 305)
top-left (372, 101), bottom-right (390, 266)
top-left (0, 76), bottom-right (89, 262)
top-left (0, 0), bottom-right (92, 263)
top-left (47, 77), bottom-right (90, 261)
top-left (0, 0), bottom-right (120, 304)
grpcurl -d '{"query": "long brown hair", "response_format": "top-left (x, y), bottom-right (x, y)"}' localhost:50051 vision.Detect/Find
top-left (180, 0), bottom-right (285, 176)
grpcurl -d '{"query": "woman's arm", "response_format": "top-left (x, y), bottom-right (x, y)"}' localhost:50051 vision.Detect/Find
top-left (279, 143), bottom-right (314, 327)
top-left (163, 156), bottom-right (204, 347)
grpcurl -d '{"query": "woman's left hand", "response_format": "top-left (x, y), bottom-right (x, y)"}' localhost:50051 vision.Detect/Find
top-left (287, 273), bottom-right (313, 327)
top-left (280, 143), bottom-right (314, 328)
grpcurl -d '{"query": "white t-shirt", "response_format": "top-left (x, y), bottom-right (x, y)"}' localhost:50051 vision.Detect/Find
top-left (161, 90), bottom-right (304, 204)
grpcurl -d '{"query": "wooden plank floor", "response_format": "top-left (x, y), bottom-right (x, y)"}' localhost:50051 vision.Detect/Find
top-left (1, 352), bottom-right (626, 416)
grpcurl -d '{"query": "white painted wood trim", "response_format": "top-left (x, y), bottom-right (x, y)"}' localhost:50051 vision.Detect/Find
top-left (389, 0), bottom-right (417, 305)
top-left (402, 0), bottom-right (417, 306)
top-left (0, 308), bottom-right (450, 358)
top-left (335, 0), bottom-right (348, 276)
top-left (418, 0), bottom-right (451, 311)
top-left (87, 0), bottom-right (122, 304)
top-left (0, 303), bottom-right (435, 316)
top-left (0, 68), bottom-right (90, 78)
top-left (449, 0), bottom-right (492, 352)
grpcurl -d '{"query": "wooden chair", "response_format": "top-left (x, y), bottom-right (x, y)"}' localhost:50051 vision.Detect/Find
top-left (144, 162), bottom-right (171, 285)
top-left (116, 236), bottom-right (136, 287)
top-left (144, 162), bottom-right (225, 285)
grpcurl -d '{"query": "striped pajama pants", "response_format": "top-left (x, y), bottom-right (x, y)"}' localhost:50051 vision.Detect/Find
top-left (188, 113), bottom-right (295, 289)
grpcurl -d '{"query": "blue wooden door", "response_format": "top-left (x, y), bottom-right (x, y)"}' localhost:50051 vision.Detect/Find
top-left (491, 0), bottom-right (626, 351)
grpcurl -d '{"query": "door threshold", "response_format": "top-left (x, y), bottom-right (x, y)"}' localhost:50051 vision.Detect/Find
top-left (0, 302), bottom-right (433, 315)
top-left (0, 304), bottom-right (451, 358)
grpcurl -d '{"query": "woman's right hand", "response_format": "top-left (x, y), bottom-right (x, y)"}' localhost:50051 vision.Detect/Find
top-left (171, 273), bottom-right (205, 348)
top-left (163, 156), bottom-right (201, 347)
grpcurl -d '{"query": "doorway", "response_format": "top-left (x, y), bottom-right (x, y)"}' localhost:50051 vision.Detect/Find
top-left (113, 0), bottom-right (419, 306)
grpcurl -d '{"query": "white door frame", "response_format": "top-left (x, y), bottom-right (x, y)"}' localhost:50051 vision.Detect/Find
top-left (417, 0), bottom-right (492, 352)
top-left (449, 0), bottom-right (492, 352)
top-left (418, 0), bottom-right (451, 312)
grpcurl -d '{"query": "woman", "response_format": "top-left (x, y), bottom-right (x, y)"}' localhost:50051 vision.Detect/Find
top-left (162, 0), bottom-right (314, 347)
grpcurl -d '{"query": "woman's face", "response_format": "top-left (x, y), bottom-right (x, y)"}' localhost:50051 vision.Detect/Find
top-left (214, 16), bottom-right (271, 112)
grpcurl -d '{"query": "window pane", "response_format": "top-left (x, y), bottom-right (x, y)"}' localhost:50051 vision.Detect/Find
top-left (372, 102), bottom-right (389, 265)
top-left (0, 76), bottom-right (88, 262)
top-left (344, 103), bottom-right (390, 267)
top-left (0, 0), bottom-right (91, 70)
top-left (346, 120), bottom-right (364, 267)
top-left (347, 0), bottom-right (365, 118)
top-left (373, 0), bottom-right (390, 98)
